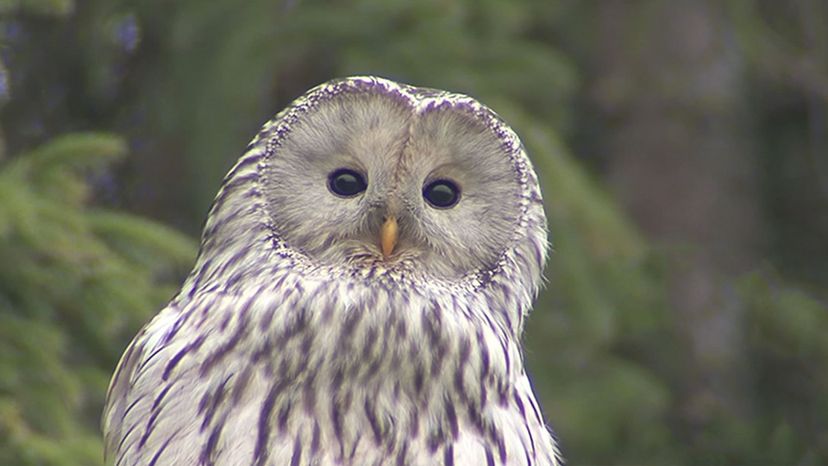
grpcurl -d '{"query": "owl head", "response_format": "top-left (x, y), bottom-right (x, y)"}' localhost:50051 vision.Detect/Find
top-left (197, 77), bottom-right (547, 296)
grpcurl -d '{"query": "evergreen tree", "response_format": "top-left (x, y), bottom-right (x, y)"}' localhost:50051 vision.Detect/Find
top-left (0, 134), bottom-right (195, 466)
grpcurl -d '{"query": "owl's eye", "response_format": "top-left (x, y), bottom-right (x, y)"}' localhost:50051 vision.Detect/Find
top-left (328, 168), bottom-right (367, 197)
top-left (423, 179), bottom-right (461, 208)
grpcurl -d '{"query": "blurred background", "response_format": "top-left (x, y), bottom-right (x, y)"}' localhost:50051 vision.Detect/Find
top-left (1, 0), bottom-right (827, 464)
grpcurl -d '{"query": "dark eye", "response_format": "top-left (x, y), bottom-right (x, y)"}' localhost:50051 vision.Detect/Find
top-left (328, 168), bottom-right (367, 197)
top-left (423, 179), bottom-right (461, 208)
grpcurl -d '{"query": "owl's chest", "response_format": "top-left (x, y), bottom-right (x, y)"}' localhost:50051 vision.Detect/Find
top-left (187, 283), bottom-right (506, 457)
top-left (114, 282), bottom-right (557, 465)
top-left (192, 354), bottom-right (550, 466)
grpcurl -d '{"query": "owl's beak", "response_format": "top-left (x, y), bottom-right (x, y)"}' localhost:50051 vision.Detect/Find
top-left (380, 216), bottom-right (398, 258)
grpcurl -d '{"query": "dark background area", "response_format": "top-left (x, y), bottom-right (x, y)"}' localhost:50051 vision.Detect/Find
top-left (1, 1), bottom-right (827, 464)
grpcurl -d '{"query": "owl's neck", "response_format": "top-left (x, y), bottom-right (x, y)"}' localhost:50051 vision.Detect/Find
top-left (248, 269), bottom-right (524, 397)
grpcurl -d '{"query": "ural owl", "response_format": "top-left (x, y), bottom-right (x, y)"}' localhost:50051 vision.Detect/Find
top-left (103, 76), bottom-right (562, 466)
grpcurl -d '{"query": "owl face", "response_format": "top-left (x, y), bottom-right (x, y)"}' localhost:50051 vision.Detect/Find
top-left (258, 78), bottom-right (533, 282)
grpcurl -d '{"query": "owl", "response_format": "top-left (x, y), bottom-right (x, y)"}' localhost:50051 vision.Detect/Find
top-left (102, 76), bottom-right (562, 466)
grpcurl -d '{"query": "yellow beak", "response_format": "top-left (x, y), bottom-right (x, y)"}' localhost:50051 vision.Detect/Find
top-left (380, 216), bottom-right (398, 258)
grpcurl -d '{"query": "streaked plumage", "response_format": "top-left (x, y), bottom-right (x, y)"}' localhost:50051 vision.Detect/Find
top-left (103, 76), bottom-right (562, 466)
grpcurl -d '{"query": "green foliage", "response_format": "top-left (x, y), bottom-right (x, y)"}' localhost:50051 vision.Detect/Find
top-left (0, 134), bottom-right (196, 466)
top-left (520, 118), bottom-right (680, 464)
top-left (0, 0), bottom-right (73, 17)
top-left (739, 273), bottom-right (828, 462)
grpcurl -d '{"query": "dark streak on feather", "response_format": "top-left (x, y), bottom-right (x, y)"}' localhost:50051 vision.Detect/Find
top-left (162, 334), bottom-right (205, 381)
top-left (446, 401), bottom-right (459, 439)
top-left (444, 444), bottom-right (455, 466)
top-left (289, 433), bottom-right (302, 466)
top-left (199, 298), bottom-right (255, 376)
top-left (200, 418), bottom-right (224, 466)
top-left (277, 399), bottom-right (292, 432)
top-left (147, 428), bottom-right (179, 466)
top-left (311, 421), bottom-right (321, 455)
top-left (485, 447), bottom-right (496, 466)
top-left (253, 382), bottom-right (283, 466)
top-left (396, 440), bottom-right (408, 466)
top-left (364, 398), bottom-right (382, 444)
